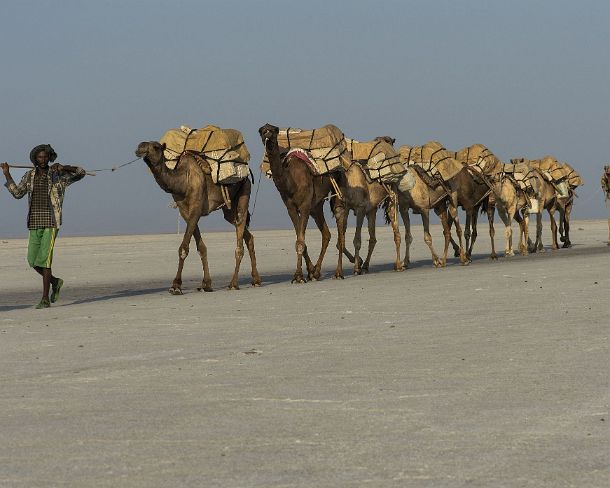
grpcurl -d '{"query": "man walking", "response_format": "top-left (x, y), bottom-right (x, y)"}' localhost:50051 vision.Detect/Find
top-left (2, 144), bottom-right (86, 308)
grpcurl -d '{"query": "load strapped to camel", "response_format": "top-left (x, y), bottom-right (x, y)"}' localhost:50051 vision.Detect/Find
top-left (563, 162), bottom-right (583, 189)
top-left (454, 144), bottom-right (503, 176)
top-left (526, 155), bottom-right (574, 198)
top-left (504, 158), bottom-right (539, 195)
top-left (260, 124), bottom-right (350, 177)
top-left (345, 138), bottom-right (404, 183)
top-left (160, 125), bottom-right (250, 184)
top-left (399, 141), bottom-right (464, 183)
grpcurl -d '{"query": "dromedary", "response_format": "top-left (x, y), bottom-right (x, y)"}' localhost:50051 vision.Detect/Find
top-left (555, 165), bottom-right (583, 248)
top-left (339, 136), bottom-right (403, 274)
top-left (603, 165), bottom-right (610, 245)
top-left (135, 141), bottom-right (261, 294)
top-left (451, 146), bottom-right (531, 259)
top-left (527, 168), bottom-right (560, 252)
top-left (446, 168), bottom-right (492, 260)
top-left (258, 123), bottom-right (346, 283)
top-left (387, 165), bottom-right (468, 268)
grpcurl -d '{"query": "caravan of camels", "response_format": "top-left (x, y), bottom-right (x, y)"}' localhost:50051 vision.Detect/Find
top-left (135, 123), bottom-right (603, 295)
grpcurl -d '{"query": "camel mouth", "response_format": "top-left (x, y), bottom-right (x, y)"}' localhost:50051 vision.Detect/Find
top-left (135, 143), bottom-right (148, 158)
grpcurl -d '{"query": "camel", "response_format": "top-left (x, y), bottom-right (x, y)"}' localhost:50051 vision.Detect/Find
top-left (602, 165), bottom-right (610, 245)
top-left (446, 168), bottom-right (492, 260)
top-left (386, 165), bottom-right (469, 269)
top-left (135, 141), bottom-right (261, 294)
top-left (258, 124), bottom-right (346, 283)
top-left (556, 165), bottom-right (583, 248)
top-left (448, 145), bottom-right (532, 259)
top-left (526, 168), bottom-right (560, 252)
top-left (339, 136), bottom-right (403, 274)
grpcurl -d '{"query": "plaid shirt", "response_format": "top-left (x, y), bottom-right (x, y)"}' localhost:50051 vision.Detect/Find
top-left (5, 166), bottom-right (86, 229)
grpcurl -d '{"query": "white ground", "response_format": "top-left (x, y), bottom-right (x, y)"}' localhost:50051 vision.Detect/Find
top-left (1, 219), bottom-right (609, 487)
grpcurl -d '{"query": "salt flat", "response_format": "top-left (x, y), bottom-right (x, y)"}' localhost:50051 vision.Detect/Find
top-left (0, 220), bottom-right (609, 487)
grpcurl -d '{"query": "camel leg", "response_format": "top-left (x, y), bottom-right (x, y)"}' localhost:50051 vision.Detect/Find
top-left (446, 212), bottom-right (461, 258)
top-left (422, 209), bottom-right (443, 268)
top-left (193, 225), bottom-right (213, 292)
top-left (398, 203), bottom-right (413, 269)
top-left (222, 203), bottom-right (248, 290)
top-left (463, 211), bottom-right (472, 258)
top-left (170, 213), bottom-right (199, 295)
top-left (360, 209), bottom-right (375, 273)
top-left (496, 205), bottom-right (514, 257)
top-left (533, 209), bottom-right (544, 252)
top-left (310, 202), bottom-right (332, 281)
top-left (561, 201), bottom-right (573, 248)
top-left (549, 206), bottom-right (559, 250)
top-left (286, 204), bottom-right (309, 283)
top-left (515, 209), bottom-right (529, 256)
top-left (528, 209), bottom-right (544, 252)
top-left (331, 198), bottom-right (347, 279)
top-left (243, 228), bottom-right (262, 286)
top-left (467, 208), bottom-right (479, 260)
top-left (447, 200), bottom-right (468, 265)
top-left (435, 206), bottom-right (452, 267)
top-left (387, 200), bottom-right (403, 271)
top-left (486, 205), bottom-right (498, 260)
top-left (350, 210), bottom-right (365, 274)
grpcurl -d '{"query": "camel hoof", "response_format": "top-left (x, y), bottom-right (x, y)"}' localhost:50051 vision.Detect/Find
top-left (562, 242), bottom-right (572, 249)
top-left (333, 273), bottom-right (345, 280)
top-left (394, 264), bottom-right (405, 272)
top-left (228, 285), bottom-right (240, 291)
top-left (251, 280), bottom-right (262, 287)
top-left (505, 251), bottom-right (515, 257)
top-left (560, 236), bottom-right (566, 243)
top-left (197, 285), bottom-right (213, 292)
top-left (169, 287), bottom-right (183, 295)
top-left (291, 276), bottom-right (307, 284)
top-left (353, 268), bottom-right (362, 275)
top-left (489, 253), bottom-right (498, 261)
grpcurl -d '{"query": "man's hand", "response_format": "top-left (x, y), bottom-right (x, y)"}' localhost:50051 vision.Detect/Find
top-left (50, 163), bottom-right (64, 173)
top-left (1, 162), bottom-right (10, 177)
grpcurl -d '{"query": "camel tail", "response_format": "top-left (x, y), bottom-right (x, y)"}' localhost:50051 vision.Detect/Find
top-left (382, 198), bottom-right (392, 225)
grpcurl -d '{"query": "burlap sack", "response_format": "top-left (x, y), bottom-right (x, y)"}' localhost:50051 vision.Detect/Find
top-left (160, 125), bottom-right (250, 184)
top-left (346, 138), bottom-right (403, 183)
top-left (454, 144), bottom-right (503, 175)
top-left (399, 141), bottom-right (463, 181)
top-left (261, 124), bottom-right (349, 175)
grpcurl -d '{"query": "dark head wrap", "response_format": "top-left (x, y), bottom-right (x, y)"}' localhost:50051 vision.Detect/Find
top-left (29, 144), bottom-right (57, 165)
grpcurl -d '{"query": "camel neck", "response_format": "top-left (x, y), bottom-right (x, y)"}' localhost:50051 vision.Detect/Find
top-left (266, 140), bottom-right (284, 178)
top-left (145, 157), bottom-right (182, 194)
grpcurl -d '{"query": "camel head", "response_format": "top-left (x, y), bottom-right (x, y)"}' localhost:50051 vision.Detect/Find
top-left (258, 123), bottom-right (279, 150)
top-left (135, 141), bottom-right (166, 165)
top-left (374, 136), bottom-right (396, 146)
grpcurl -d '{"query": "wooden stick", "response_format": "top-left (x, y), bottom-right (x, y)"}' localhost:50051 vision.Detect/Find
top-left (7, 164), bottom-right (96, 176)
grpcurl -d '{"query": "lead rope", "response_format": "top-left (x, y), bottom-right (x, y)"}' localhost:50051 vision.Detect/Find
top-left (250, 168), bottom-right (263, 221)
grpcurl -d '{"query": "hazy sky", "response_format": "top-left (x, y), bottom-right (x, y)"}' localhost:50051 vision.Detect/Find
top-left (1, 0), bottom-right (609, 237)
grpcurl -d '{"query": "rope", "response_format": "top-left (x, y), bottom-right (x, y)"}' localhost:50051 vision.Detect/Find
top-left (91, 156), bottom-right (141, 173)
top-left (250, 167), bottom-right (263, 220)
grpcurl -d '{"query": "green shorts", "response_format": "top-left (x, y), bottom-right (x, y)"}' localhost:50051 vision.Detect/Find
top-left (28, 228), bottom-right (58, 269)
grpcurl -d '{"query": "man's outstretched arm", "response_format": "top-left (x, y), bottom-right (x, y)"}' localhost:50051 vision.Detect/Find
top-left (1, 162), bottom-right (29, 199)
top-left (51, 163), bottom-right (86, 186)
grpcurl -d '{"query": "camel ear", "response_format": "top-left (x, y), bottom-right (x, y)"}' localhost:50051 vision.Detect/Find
top-left (161, 143), bottom-right (167, 150)
top-left (390, 137), bottom-right (396, 145)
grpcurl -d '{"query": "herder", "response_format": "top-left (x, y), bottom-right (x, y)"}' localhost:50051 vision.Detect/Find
top-left (1, 144), bottom-right (86, 308)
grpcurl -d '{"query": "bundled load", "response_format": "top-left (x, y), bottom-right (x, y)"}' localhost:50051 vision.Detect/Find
top-left (454, 144), bottom-right (503, 175)
top-left (507, 158), bottom-right (544, 195)
top-left (399, 141), bottom-right (464, 182)
top-left (260, 124), bottom-right (350, 177)
top-left (601, 165), bottom-right (610, 194)
top-left (562, 162), bottom-right (583, 189)
top-left (346, 138), bottom-right (404, 183)
top-left (525, 155), bottom-right (576, 198)
top-left (160, 125), bottom-right (250, 184)
top-left (529, 155), bottom-right (570, 183)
